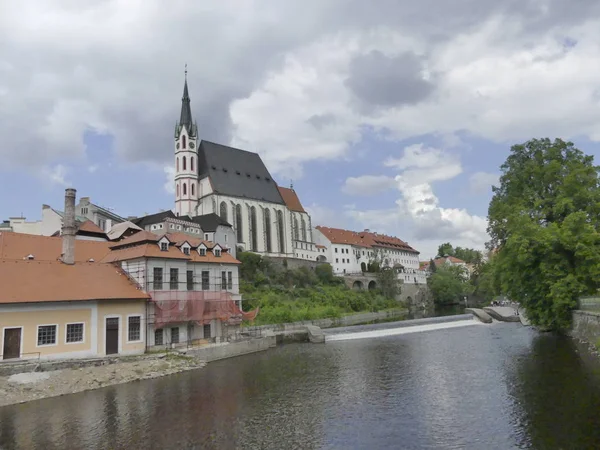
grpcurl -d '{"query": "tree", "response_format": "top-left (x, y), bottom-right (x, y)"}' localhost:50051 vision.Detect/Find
top-left (487, 138), bottom-right (600, 330)
top-left (437, 243), bottom-right (453, 258)
top-left (429, 258), bottom-right (437, 273)
top-left (428, 265), bottom-right (472, 305)
top-left (376, 267), bottom-right (402, 300)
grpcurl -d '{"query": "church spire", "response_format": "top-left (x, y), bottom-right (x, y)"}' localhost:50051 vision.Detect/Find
top-left (179, 64), bottom-right (193, 133)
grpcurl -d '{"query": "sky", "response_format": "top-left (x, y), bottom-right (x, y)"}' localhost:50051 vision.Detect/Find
top-left (3, 1), bottom-right (600, 259)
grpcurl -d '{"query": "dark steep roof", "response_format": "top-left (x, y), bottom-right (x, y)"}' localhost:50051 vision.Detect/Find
top-left (132, 210), bottom-right (176, 228)
top-left (175, 77), bottom-right (197, 138)
top-left (191, 213), bottom-right (231, 232)
top-left (197, 141), bottom-right (285, 205)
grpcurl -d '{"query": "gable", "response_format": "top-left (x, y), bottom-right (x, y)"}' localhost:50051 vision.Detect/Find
top-left (197, 141), bottom-right (285, 205)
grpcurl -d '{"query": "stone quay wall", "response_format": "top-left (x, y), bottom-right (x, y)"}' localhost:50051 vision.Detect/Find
top-left (570, 310), bottom-right (600, 349)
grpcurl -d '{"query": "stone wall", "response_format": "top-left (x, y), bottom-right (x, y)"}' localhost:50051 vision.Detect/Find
top-left (570, 310), bottom-right (600, 348)
top-left (265, 256), bottom-right (321, 271)
top-left (400, 284), bottom-right (434, 309)
top-left (185, 336), bottom-right (274, 362)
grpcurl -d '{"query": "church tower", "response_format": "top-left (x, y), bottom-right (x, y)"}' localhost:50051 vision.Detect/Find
top-left (174, 68), bottom-right (199, 217)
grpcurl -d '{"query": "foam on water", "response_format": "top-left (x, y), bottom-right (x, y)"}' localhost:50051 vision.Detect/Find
top-left (325, 318), bottom-right (482, 342)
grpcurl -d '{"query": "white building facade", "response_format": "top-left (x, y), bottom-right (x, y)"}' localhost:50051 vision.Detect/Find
top-left (171, 75), bottom-right (317, 259)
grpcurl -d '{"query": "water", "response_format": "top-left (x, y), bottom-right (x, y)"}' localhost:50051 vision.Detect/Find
top-left (1, 321), bottom-right (600, 449)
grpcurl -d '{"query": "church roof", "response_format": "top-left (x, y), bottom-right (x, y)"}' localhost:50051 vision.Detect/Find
top-left (132, 210), bottom-right (176, 228)
top-left (277, 186), bottom-right (306, 213)
top-left (190, 213), bottom-right (231, 232)
top-left (197, 141), bottom-right (285, 205)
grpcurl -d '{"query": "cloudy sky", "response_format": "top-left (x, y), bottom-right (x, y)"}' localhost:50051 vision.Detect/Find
top-left (2, 0), bottom-right (600, 259)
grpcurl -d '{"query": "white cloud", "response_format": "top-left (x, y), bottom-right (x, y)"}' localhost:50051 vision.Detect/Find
top-left (342, 175), bottom-right (396, 196)
top-left (469, 171), bottom-right (499, 194)
top-left (40, 164), bottom-right (70, 187)
top-left (163, 165), bottom-right (175, 194)
top-left (88, 164), bottom-right (98, 173)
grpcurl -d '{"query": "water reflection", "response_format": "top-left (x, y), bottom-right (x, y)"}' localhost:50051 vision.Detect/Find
top-left (1, 324), bottom-right (600, 449)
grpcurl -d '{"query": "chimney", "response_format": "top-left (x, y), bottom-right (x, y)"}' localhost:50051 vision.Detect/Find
top-left (61, 188), bottom-right (77, 265)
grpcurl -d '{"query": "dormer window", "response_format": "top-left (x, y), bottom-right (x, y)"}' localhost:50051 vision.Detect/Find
top-left (183, 247), bottom-right (190, 255)
top-left (214, 249), bottom-right (221, 257)
top-left (199, 248), bottom-right (206, 256)
top-left (160, 242), bottom-right (168, 251)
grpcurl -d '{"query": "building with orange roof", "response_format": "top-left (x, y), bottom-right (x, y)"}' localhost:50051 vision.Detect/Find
top-left (0, 190), bottom-right (148, 362)
top-left (313, 226), bottom-right (427, 284)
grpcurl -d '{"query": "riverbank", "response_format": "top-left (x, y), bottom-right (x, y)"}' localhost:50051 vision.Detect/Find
top-left (0, 354), bottom-right (205, 408)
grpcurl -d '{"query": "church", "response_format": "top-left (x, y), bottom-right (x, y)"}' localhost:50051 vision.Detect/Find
top-left (173, 75), bottom-right (317, 261)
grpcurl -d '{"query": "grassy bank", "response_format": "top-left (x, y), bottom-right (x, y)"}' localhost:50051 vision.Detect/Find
top-left (239, 252), bottom-right (402, 325)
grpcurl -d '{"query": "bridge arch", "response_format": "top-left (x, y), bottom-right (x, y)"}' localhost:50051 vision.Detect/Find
top-left (368, 280), bottom-right (377, 290)
top-left (352, 280), bottom-right (363, 290)
top-left (317, 255), bottom-right (327, 262)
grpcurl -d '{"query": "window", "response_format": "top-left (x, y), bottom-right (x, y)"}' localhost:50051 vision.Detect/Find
top-left (37, 325), bottom-right (57, 346)
top-left (182, 135), bottom-right (186, 149)
top-left (153, 267), bottom-right (163, 290)
top-left (224, 234), bottom-right (228, 242)
top-left (66, 323), bottom-right (84, 343)
top-left (205, 234), bottom-right (209, 240)
top-left (98, 219), bottom-right (106, 231)
top-left (187, 270), bottom-right (194, 290)
top-left (235, 204), bottom-right (243, 243)
top-left (128, 316), bottom-right (141, 342)
top-left (170, 268), bottom-right (178, 290)
top-left (214, 249), bottom-right (221, 257)
top-left (203, 324), bottom-right (211, 338)
top-left (183, 183), bottom-right (187, 195)
top-left (335, 248), bottom-right (338, 253)
top-left (176, 158), bottom-right (179, 171)
top-left (250, 206), bottom-right (258, 251)
top-left (199, 247), bottom-right (206, 256)
top-left (277, 210), bottom-right (285, 253)
top-left (221, 271), bottom-right (227, 290)
top-left (263, 208), bottom-right (272, 252)
top-left (202, 271), bottom-right (209, 290)
top-left (220, 202), bottom-right (228, 221)
top-left (228, 271), bottom-right (233, 290)
top-left (155, 329), bottom-right (163, 346)
top-left (336, 258), bottom-right (339, 263)
top-left (191, 184), bottom-right (195, 196)
top-left (160, 242), bottom-right (168, 251)
top-left (191, 156), bottom-right (194, 171)
top-left (183, 247), bottom-right (190, 255)
top-left (171, 327), bottom-right (180, 344)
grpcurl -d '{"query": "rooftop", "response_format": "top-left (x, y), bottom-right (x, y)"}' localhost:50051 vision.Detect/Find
top-left (277, 186), bottom-right (306, 213)
top-left (315, 226), bottom-right (419, 253)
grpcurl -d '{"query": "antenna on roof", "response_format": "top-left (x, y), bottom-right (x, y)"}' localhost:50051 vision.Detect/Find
top-left (290, 179), bottom-right (294, 190)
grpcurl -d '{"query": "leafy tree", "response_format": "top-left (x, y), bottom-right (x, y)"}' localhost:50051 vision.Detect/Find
top-left (487, 138), bottom-right (600, 330)
top-left (428, 265), bottom-right (472, 305)
top-left (376, 267), bottom-right (402, 299)
top-left (437, 243), bottom-right (453, 258)
top-left (315, 264), bottom-right (340, 285)
top-left (429, 258), bottom-right (437, 273)
top-left (470, 258), bottom-right (500, 299)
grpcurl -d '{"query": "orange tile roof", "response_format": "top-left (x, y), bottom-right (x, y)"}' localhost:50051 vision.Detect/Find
top-left (277, 186), bottom-right (306, 213)
top-left (434, 256), bottom-right (466, 266)
top-left (77, 220), bottom-right (106, 235)
top-left (0, 232), bottom-right (111, 262)
top-left (101, 243), bottom-right (240, 265)
top-left (315, 226), bottom-right (418, 253)
top-left (0, 260), bottom-right (149, 304)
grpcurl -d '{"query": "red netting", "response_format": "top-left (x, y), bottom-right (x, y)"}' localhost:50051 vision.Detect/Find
top-left (151, 291), bottom-right (259, 329)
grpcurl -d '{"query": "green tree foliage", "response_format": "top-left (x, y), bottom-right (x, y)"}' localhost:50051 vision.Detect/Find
top-left (237, 253), bottom-right (401, 324)
top-left (470, 258), bottom-right (500, 300)
top-left (487, 138), bottom-right (600, 330)
top-left (436, 242), bottom-right (482, 264)
top-left (429, 258), bottom-right (437, 273)
top-left (427, 265), bottom-right (472, 305)
top-left (376, 267), bottom-right (402, 299)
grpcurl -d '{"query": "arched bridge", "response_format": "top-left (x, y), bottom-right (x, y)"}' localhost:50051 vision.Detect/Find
top-left (343, 273), bottom-right (378, 291)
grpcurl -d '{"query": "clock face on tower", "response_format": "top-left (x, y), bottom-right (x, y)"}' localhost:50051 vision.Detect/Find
top-left (189, 142), bottom-right (195, 149)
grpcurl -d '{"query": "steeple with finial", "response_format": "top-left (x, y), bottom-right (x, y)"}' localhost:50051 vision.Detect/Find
top-left (176, 64), bottom-right (197, 138)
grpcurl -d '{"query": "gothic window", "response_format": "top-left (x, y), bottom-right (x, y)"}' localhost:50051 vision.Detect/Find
top-left (301, 217), bottom-right (307, 241)
top-left (277, 210), bottom-right (285, 254)
top-left (191, 183), bottom-right (195, 196)
top-left (235, 204), bottom-right (243, 243)
top-left (220, 202), bottom-right (228, 222)
top-left (250, 206), bottom-right (258, 252)
top-left (264, 208), bottom-right (272, 253)
top-left (176, 158), bottom-right (179, 172)
top-left (293, 216), bottom-right (299, 241)
top-left (176, 184), bottom-right (180, 197)
top-left (183, 183), bottom-right (187, 195)
top-left (183, 156), bottom-right (187, 171)
top-left (212, 199), bottom-right (217, 213)
top-left (182, 135), bottom-right (186, 149)
top-left (191, 156), bottom-right (194, 172)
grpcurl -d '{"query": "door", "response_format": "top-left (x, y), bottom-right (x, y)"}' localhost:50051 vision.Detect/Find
top-left (203, 324), bottom-right (211, 339)
top-left (2, 328), bottom-right (21, 360)
top-left (105, 318), bottom-right (119, 355)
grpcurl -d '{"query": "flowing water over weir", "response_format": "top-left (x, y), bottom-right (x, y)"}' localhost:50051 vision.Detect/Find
top-left (325, 314), bottom-right (481, 341)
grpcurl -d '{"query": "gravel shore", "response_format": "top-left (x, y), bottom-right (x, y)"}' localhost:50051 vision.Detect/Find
top-left (0, 354), bottom-right (205, 408)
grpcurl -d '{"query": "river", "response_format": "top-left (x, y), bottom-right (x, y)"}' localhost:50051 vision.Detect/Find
top-left (1, 320), bottom-right (600, 449)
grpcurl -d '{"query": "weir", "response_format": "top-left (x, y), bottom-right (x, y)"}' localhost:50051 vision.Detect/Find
top-left (324, 314), bottom-right (482, 342)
